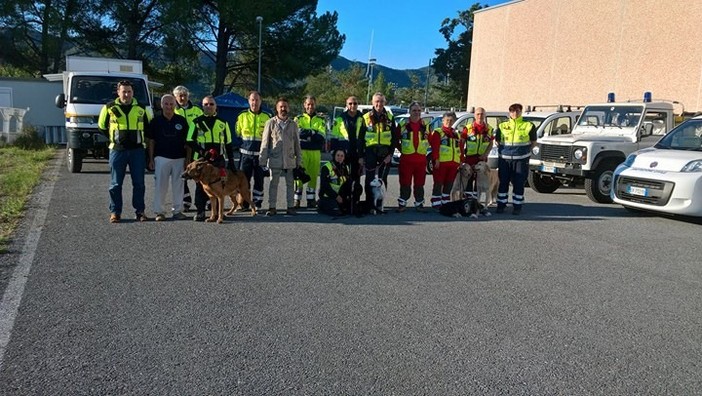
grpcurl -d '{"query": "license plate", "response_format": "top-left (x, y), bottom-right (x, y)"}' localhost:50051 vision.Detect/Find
top-left (627, 186), bottom-right (648, 196)
top-left (541, 165), bottom-right (556, 173)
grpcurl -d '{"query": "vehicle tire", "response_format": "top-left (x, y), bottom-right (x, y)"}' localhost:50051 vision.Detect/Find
top-left (585, 159), bottom-right (619, 203)
top-left (426, 155), bottom-right (433, 175)
top-left (528, 170), bottom-right (560, 193)
top-left (67, 147), bottom-right (83, 173)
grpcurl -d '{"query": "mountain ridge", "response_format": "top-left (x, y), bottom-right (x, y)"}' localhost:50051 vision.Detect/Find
top-left (330, 56), bottom-right (430, 88)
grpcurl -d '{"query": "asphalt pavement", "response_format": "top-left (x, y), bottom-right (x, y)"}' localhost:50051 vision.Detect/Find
top-left (0, 151), bottom-right (700, 395)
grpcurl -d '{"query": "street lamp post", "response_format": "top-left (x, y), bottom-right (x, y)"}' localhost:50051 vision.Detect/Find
top-left (256, 16), bottom-right (263, 93)
top-left (366, 58), bottom-right (376, 104)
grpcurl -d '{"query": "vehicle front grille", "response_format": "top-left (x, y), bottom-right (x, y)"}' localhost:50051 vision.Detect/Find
top-left (541, 144), bottom-right (572, 163)
top-left (615, 176), bottom-right (674, 206)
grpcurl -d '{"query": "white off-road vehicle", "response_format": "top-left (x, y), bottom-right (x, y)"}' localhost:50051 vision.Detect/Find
top-left (529, 96), bottom-right (676, 203)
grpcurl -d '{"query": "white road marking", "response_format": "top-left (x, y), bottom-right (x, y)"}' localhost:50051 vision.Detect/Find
top-left (0, 154), bottom-right (61, 370)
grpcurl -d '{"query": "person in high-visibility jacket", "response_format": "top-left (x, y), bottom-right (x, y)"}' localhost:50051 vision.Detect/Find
top-left (186, 96), bottom-right (235, 221)
top-left (317, 149), bottom-right (358, 217)
top-left (494, 103), bottom-right (537, 215)
top-left (359, 92), bottom-right (399, 207)
top-left (98, 80), bottom-right (152, 223)
top-left (397, 102), bottom-right (430, 212)
top-left (331, 96), bottom-right (365, 185)
top-left (294, 95), bottom-right (326, 209)
top-left (460, 107), bottom-right (494, 197)
top-left (235, 91), bottom-right (271, 210)
top-left (173, 85), bottom-right (203, 212)
top-left (429, 111), bottom-right (463, 208)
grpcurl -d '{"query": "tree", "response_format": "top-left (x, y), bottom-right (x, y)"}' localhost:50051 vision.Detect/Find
top-left (0, 0), bottom-right (86, 74)
top-left (192, 0), bottom-right (344, 96)
top-left (432, 3), bottom-right (485, 106)
top-left (304, 64), bottom-right (369, 108)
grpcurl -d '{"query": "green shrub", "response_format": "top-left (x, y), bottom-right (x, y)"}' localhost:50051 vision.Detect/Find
top-left (13, 125), bottom-right (47, 150)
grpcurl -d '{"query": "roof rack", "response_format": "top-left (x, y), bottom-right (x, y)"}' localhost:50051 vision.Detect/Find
top-left (525, 104), bottom-right (584, 112)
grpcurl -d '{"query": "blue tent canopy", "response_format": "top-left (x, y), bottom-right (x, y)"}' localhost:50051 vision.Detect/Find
top-left (215, 92), bottom-right (249, 108)
top-left (214, 92), bottom-right (272, 148)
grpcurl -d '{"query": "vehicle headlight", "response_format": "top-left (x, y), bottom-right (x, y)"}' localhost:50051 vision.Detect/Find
top-left (573, 147), bottom-right (587, 161)
top-left (681, 160), bottom-right (702, 172)
top-left (531, 146), bottom-right (540, 156)
top-left (69, 116), bottom-right (95, 124)
top-left (623, 153), bottom-right (637, 167)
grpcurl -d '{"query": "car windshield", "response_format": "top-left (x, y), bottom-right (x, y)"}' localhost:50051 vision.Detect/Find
top-left (69, 76), bottom-right (150, 105)
top-left (654, 119), bottom-right (702, 151)
top-left (577, 105), bottom-right (644, 127)
top-left (522, 116), bottom-right (544, 129)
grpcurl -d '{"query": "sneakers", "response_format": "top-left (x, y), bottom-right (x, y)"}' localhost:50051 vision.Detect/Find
top-left (136, 213), bottom-right (151, 222)
top-left (266, 208), bottom-right (277, 216)
top-left (395, 206), bottom-right (406, 213)
top-left (172, 212), bottom-right (188, 220)
top-left (307, 199), bottom-right (317, 209)
top-left (155, 213), bottom-right (166, 222)
top-left (415, 206), bottom-right (426, 212)
top-left (286, 207), bottom-right (298, 216)
top-left (109, 214), bottom-right (120, 223)
top-left (193, 212), bottom-right (206, 222)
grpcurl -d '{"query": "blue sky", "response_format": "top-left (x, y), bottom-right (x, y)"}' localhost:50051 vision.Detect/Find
top-left (316, 0), bottom-right (507, 70)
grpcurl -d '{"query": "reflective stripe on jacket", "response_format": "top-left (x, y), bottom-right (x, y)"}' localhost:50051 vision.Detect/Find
top-left (295, 113), bottom-right (326, 151)
top-left (320, 161), bottom-right (348, 197)
top-left (400, 121), bottom-right (429, 155)
top-left (463, 123), bottom-right (494, 156)
top-left (497, 117), bottom-right (534, 160)
top-left (236, 109), bottom-right (271, 155)
top-left (363, 111), bottom-right (394, 147)
top-left (98, 98), bottom-right (149, 150)
top-left (436, 128), bottom-right (461, 163)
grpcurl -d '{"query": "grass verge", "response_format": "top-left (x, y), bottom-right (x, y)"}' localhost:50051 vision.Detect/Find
top-left (0, 147), bottom-right (56, 253)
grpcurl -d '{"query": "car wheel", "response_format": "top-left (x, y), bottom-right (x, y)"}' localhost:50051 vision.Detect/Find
top-left (67, 147), bottom-right (83, 173)
top-left (528, 170), bottom-right (560, 193)
top-left (585, 160), bottom-right (619, 203)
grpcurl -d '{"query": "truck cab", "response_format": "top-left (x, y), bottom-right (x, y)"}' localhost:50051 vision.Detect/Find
top-left (529, 95), bottom-right (675, 203)
top-left (45, 57), bottom-right (156, 173)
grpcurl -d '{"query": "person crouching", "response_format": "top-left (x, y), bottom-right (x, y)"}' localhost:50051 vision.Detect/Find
top-left (318, 149), bottom-right (360, 217)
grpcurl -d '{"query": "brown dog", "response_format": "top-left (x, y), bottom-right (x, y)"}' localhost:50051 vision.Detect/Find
top-left (450, 163), bottom-right (473, 202)
top-left (474, 161), bottom-right (499, 207)
top-left (182, 159), bottom-right (256, 223)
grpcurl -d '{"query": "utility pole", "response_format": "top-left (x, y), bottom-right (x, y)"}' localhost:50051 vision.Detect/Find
top-left (424, 58), bottom-right (431, 109)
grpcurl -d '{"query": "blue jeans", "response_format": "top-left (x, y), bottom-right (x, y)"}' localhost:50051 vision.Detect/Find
top-left (109, 147), bottom-right (146, 215)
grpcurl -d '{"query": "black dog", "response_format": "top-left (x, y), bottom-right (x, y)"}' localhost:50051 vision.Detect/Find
top-left (439, 198), bottom-right (490, 219)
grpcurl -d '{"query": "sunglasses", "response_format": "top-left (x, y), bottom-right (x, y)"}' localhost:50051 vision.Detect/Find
top-left (203, 103), bottom-right (216, 106)
top-left (347, 102), bottom-right (358, 105)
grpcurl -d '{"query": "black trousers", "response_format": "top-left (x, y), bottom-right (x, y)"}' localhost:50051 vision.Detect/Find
top-left (364, 146), bottom-right (391, 204)
top-left (239, 154), bottom-right (264, 207)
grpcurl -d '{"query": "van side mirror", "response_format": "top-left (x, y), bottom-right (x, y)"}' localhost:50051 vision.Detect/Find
top-left (55, 93), bottom-right (66, 108)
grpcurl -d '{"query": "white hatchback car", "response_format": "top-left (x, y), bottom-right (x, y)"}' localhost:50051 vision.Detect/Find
top-left (612, 115), bottom-right (702, 216)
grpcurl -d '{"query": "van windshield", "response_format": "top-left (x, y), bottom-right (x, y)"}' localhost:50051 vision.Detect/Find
top-left (69, 76), bottom-right (150, 105)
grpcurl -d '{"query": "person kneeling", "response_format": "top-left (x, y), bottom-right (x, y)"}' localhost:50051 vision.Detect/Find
top-left (318, 149), bottom-right (360, 217)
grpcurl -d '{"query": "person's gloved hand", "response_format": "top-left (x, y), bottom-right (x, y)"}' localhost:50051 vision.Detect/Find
top-left (207, 148), bottom-right (218, 161)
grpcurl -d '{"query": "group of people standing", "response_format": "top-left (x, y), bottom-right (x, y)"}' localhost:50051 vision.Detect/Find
top-left (98, 82), bottom-right (536, 223)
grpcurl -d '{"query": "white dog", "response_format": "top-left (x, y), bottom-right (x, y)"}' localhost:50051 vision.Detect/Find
top-left (474, 161), bottom-right (498, 208)
top-left (369, 176), bottom-right (386, 214)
